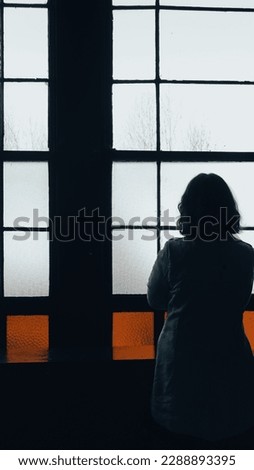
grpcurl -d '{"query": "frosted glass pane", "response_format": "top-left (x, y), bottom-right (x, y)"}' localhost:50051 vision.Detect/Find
top-left (4, 231), bottom-right (49, 297)
top-left (113, 84), bottom-right (156, 150)
top-left (113, 229), bottom-right (157, 294)
top-left (161, 162), bottom-right (254, 226)
top-left (160, 229), bottom-right (183, 249)
top-left (113, 312), bottom-right (155, 360)
top-left (237, 231), bottom-right (254, 293)
top-left (243, 312), bottom-right (254, 353)
top-left (113, 0), bottom-right (155, 5)
top-left (4, 0), bottom-right (47, 3)
top-left (4, 82), bottom-right (48, 151)
top-left (4, 162), bottom-right (49, 228)
top-left (7, 315), bottom-right (49, 364)
top-left (113, 11), bottom-right (155, 80)
top-left (237, 231), bottom-right (254, 248)
top-left (4, 8), bottom-right (48, 79)
top-left (160, 11), bottom-right (254, 81)
top-left (160, 85), bottom-right (254, 152)
top-left (160, 0), bottom-right (254, 6)
top-left (112, 162), bottom-right (157, 225)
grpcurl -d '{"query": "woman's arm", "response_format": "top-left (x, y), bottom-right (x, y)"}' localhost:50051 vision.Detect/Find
top-left (147, 241), bottom-right (170, 310)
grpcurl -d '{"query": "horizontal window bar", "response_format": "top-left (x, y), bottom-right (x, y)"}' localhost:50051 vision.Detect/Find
top-left (3, 227), bottom-right (50, 231)
top-left (1, 152), bottom-right (51, 160)
top-left (113, 295), bottom-right (151, 311)
top-left (113, 79), bottom-right (254, 85)
top-left (0, 298), bottom-right (51, 315)
top-left (111, 150), bottom-right (254, 162)
top-left (2, 4), bottom-right (48, 8)
top-left (2, 78), bottom-right (49, 82)
top-left (112, 5), bottom-right (254, 12)
top-left (111, 225), bottom-right (254, 231)
top-left (113, 294), bottom-right (254, 311)
top-left (111, 225), bottom-right (159, 230)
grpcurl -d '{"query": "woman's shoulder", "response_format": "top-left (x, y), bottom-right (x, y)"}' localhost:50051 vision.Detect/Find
top-left (230, 235), bottom-right (254, 253)
top-left (163, 235), bottom-right (254, 255)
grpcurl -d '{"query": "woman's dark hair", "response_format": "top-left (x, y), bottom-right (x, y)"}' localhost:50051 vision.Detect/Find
top-left (177, 173), bottom-right (241, 240)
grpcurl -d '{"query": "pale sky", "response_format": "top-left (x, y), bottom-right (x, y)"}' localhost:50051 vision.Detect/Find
top-left (113, 5), bottom-right (254, 152)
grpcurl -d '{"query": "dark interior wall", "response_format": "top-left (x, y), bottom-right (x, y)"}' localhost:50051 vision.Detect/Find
top-left (50, 0), bottom-right (113, 353)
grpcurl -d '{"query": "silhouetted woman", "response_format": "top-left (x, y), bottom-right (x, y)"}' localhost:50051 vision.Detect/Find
top-left (147, 173), bottom-right (254, 441)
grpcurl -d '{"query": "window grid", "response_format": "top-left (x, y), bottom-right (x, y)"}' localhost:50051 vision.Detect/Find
top-left (111, 1), bottom-right (254, 320)
top-left (0, 0), bottom-right (51, 359)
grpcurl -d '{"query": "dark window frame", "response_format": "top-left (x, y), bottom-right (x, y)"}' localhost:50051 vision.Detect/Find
top-left (0, 0), bottom-right (54, 356)
top-left (111, 0), bottom-right (254, 344)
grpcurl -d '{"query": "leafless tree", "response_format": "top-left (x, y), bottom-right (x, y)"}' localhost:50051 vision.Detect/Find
top-left (122, 93), bottom-right (212, 151)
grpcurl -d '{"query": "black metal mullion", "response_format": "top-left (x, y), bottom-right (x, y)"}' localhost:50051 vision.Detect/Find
top-left (4, 3), bottom-right (48, 8)
top-left (113, 79), bottom-right (254, 86)
top-left (3, 227), bottom-right (50, 231)
top-left (111, 150), bottom-right (254, 162)
top-left (1, 78), bottom-right (49, 83)
top-left (113, 294), bottom-right (254, 313)
top-left (155, 0), bottom-right (161, 248)
top-left (112, 225), bottom-right (254, 231)
top-left (159, 5), bottom-right (254, 12)
top-left (113, 5), bottom-right (254, 12)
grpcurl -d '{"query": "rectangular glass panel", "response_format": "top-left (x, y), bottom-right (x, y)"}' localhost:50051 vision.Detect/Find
top-left (113, 312), bottom-right (155, 360)
top-left (113, 10), bottom-right (155, 80)
top-left (7, 315), bottom-right (49, 363)
top-left (161, 162), bottom-right (254, 227)
top-left (237, 231), bottom-right (254, 293)
top-left (238, 230), bottom-right (254, 247)
top-left (112, 162), bottom-right (157, 226)
top-left (243, 312), bottom-right (254, 353)
top-left (160, 11), bottom-right (254, 81)
top-left (160, 84), bottom-right (254, 152)
top-left (4, 8), bottom-right (48, 79)
top-left (113, 84), bottom-right (156, 150)
top-left (160, 0), bottom-right (254, 6)
top-left (4, 82), bottom-right (48, 151)
top-left (113, 229), bottom-right (157, 294)
top-left (4, 231), bottom-right (49, 297)
top-left (4, 162), bottom-right (49, 228)
top-left (113, 0), bottom-right (155, 5)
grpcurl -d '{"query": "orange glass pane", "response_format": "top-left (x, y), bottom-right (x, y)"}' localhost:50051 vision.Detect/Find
top-left (113, 312), bottom-right (154, 360)
top-left (243, 311), bottom-right (254, 352)
top-left (7, 315), bottom-right (49, 363)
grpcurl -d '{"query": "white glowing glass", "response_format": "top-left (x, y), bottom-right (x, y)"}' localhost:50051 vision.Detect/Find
top-left (113, 84), bottom-right (156, 150)
top-left (160, 11), bottom-right (254, 81)
top-left (4, 231), bottom-right (49, 297)
top-left (4, 8), bottom-right (48, 78)
top-left (238, 231), bottom-right (254, 248)
top-left (113, 229), bottom-right (157, 294)
top-left (4, 162), bottom-right (49, 228)
top-left (113, 10), bottom-right (155, 80)
top-left (161, 162), bottom-right (254, 227)
top-left (160, 85), bottom-right (254, 152)
top-left (237, 230), bottom-right (254, 293)
top-left (112, 162), bottom-right (157, 226)
top-left (4, 83), bottom-right (48, 151)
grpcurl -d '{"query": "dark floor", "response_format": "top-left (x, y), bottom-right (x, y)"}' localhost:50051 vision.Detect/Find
top-left (1, 360), bottom-right (254, 450)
